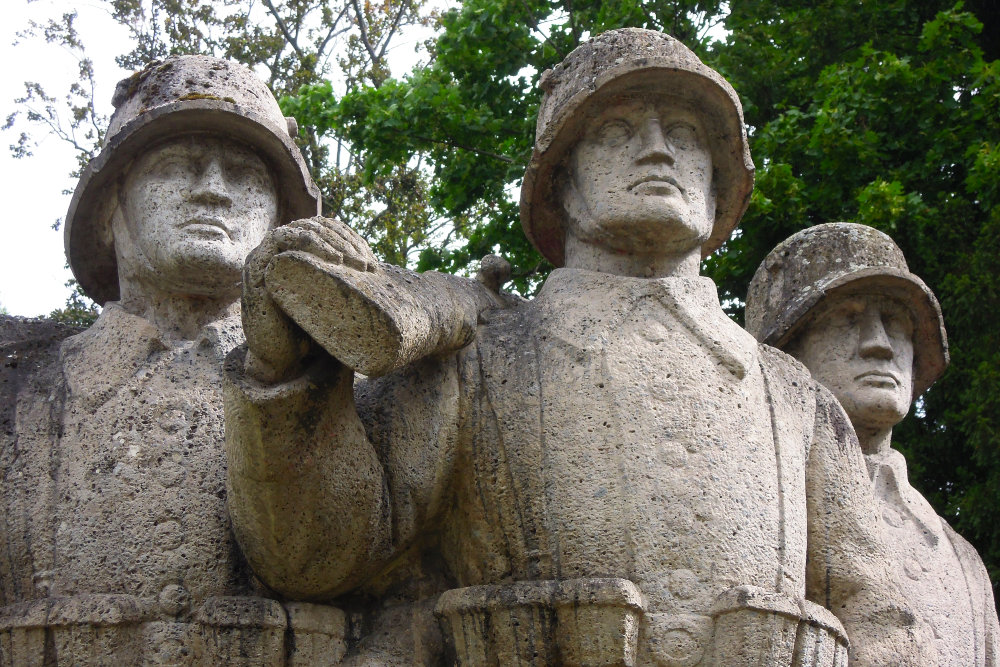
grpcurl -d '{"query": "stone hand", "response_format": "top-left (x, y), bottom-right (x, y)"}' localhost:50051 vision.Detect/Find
top-left (268, 216), bottom-right (379, 274)
top-left (242, 216), bottom-right (377, 382)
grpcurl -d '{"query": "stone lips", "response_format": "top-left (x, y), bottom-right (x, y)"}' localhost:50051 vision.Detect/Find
top-left (746, 222), bottom-right (948, 398)
top-left (520, 27), bottom-right (754, 267)
top-left (64, 56), bottom-right (321, 305)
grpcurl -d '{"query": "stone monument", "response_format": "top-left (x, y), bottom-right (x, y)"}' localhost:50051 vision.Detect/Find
top-left (747, 222), bottom-right (1000, 665)
top-left (225, 30), bottom-right (934, 665)
top-left (0, 56), bottom-right (347, 665)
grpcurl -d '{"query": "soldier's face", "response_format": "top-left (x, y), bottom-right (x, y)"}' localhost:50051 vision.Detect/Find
top-left (564, 95), bottom-right (715, 255)
top-left (792, 293), bottom-right (915, 433)
top-left (118, 135), bottom-right (278, 296)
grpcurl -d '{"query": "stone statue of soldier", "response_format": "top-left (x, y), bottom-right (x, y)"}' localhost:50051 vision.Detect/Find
top-left (225, 29), bottom-right (935, 665)
top-left (747, 222), bottom-right (1000, 665)
top-left (0, 56), bottom-right (347, 665)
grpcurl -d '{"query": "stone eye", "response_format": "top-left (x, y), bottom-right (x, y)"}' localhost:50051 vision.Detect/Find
top-left (666, 124), bottom-right (699, 151)
top-left (598, 119), bottom-right (632, 147)
top-left (150, 155), bottom-right (192, 180)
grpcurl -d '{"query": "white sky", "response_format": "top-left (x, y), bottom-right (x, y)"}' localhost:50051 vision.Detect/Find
top-left (1, 0), bottom-right (130, 316)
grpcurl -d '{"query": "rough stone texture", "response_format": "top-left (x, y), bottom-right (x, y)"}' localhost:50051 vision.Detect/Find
top-left (747, 222), bottom-right (1000, 665)
top-left (0, 56), bottom-right (340, 666)
top-left (226, 29), bottom-right (936, 665)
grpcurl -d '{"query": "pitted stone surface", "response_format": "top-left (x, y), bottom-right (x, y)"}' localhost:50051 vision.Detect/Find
top-left (226, 29), bottom-right (936, 666)
top-left (748, 222), bottom-right (999, 665)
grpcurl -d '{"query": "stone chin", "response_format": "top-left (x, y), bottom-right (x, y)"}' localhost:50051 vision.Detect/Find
top-left (116, 230), bottom-right (246, 300)
top-left (842, 383), bottom-right (912, 432)
top-left (562, 187), bottom-right (714, 258)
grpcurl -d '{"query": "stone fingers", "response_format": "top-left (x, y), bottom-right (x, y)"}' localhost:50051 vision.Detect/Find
top-left (281, 217), bottom-right (379, 272)
top-left (241, 234), bottom-right (311, 382)
top-left (270, 224), bottom-right (346, 267)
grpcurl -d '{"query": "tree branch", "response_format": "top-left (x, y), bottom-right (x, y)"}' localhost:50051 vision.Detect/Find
top-left (261, 0), bottom-right (308, 62)
top-left (350, 0), bottom-right (380, 65)
top-left (376, 0), bottom-right (412, 62)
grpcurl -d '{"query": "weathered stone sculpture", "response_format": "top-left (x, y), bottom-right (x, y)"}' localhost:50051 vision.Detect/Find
top-left (225, 29), bottom-right (936, 665)
top-left (0, 56), bottom-right (347, 665)
top-left (747, 222), bottom-right (1000, 665)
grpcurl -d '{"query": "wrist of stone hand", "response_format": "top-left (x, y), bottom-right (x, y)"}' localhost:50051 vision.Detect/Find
top-left (243, 348), bottom-right (309, 385)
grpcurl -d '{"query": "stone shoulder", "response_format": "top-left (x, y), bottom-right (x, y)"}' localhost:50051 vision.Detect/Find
top-left (757, 342), bottom-right (817, 389)
top-left (1, 315), bottom-right (83, 398)
top-left (0, 315), bottom-right (83, 353)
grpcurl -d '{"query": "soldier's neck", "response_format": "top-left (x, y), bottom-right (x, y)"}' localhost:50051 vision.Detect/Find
top-left (854, 423), bottom-right (894, 456)
top-left (117, 281), bottom-right (239, 341)
top-left (563, 235), bottom-right (701, 278)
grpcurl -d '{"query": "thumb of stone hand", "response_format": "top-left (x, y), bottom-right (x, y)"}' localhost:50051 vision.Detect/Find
top-left (241, 233), bottom-right (311, 382)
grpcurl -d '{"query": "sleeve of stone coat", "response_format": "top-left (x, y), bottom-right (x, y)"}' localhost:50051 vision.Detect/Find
top-left (985, 572), bottom-right (1000, 666)
top-left (223, 346), bottom-right (465, 600)
top-left (943, 522), bottom-right (1000, 665)
top-left (805, 385), bottom-right (937, 665)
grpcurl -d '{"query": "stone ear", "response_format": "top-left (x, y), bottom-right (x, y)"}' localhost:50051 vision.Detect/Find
top-left (558, 167), bottom-right (588, 239)
top-left (708, 170), bottom-right (719, 222)
top-left (96, 180), bottom-right (121, 249)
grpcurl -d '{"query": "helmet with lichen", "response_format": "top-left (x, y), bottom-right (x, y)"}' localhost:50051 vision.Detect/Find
top-left (65, 55), bottom-right (320, 305)
top-left (746, 222), bottom-right (948, 398)
top-left (519, 28), bottom-right (754, 267)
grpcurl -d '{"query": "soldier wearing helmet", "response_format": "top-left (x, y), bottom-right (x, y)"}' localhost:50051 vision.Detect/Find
top-left (225, 30), bottom-right (932, 664)
top-left (747, 222), bottom-right (999, 665)
top-left (0, 57), bottom-right (347, 664)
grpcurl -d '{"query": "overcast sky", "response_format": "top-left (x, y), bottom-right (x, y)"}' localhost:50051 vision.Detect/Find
top-left (1, 0), bottom-right (130, 316)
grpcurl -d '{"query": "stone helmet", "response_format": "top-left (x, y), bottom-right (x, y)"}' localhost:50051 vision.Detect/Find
top-left (746, 222), bottom-right (948, 398)
top-left (519, 28), bottom-right (755, 267)
top-left (64, 55), bottom-right (322, 305)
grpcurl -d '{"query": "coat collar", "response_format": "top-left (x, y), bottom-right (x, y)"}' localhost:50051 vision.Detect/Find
top-left (60, 302), bottom-right (242, 400)
top-left (533, 268), bottom-right (757, 380)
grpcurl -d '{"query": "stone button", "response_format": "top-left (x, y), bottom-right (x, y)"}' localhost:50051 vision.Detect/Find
top-left (658, 441), bottom-right (688, 467)
top-left (667, 569), bottom-right (700, 600)
top-left (645, 613), bottom-right (711, 667)
top-left (158, 584), bottom-right (191, 615)
top-left (157, 461), bottom-right (186, 488)
top-left (903, 557), bottom-right (924, 581)
top-left (882, 506), bottom-right (903, 528)
top-left (157, 407), bottom-right (188, 433)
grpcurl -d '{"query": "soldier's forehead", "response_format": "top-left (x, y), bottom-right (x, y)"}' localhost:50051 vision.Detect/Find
top-left (607, 91), bottom-right (696, 108)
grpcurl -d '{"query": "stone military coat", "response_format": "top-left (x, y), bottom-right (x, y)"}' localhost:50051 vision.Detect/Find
top-left (226, 269), bottom-right (925, 666)
top-left (0, 307), bottom-right (344, 666)
top-left (867, 448), bottom-right (999, 665)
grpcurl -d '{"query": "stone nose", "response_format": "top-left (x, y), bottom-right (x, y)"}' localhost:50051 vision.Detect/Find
top-left (189, 157), bottom-right (233, 207)
top-left (635, 117), bottom-right (674, 165)
top-left (857, 304), bottom-right (893, 360)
